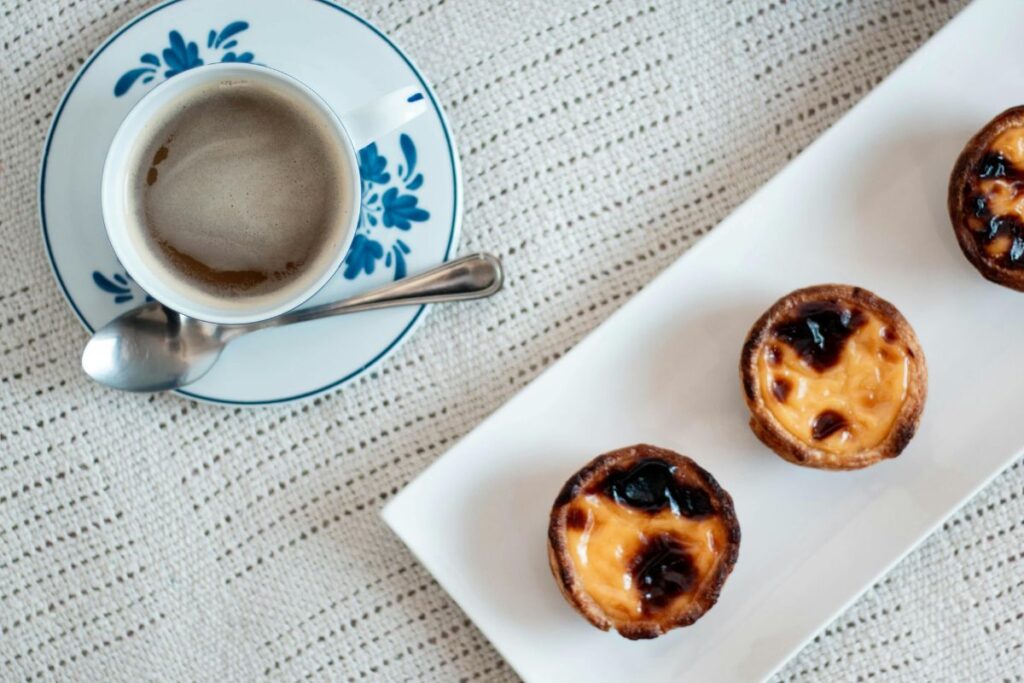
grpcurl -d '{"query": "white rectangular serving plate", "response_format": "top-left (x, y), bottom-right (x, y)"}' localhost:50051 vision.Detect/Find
top-left (382, 1), bottom-right (1024, 680)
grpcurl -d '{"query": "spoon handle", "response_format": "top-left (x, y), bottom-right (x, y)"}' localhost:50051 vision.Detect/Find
top-left (266, 253), bottom-right (503, 327)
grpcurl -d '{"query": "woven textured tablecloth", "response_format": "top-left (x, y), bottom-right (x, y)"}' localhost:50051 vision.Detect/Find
top-left (2, 0), bottom-right (1022, 680)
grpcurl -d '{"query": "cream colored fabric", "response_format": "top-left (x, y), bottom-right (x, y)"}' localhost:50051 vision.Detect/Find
top-left (2, 0), bottom-right (1020, 681)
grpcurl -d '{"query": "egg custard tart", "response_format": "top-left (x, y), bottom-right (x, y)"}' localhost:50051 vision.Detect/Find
top-left (740, 285), bottom-right (927, 470)
top-left (949, 106), bottom-right (1024, 290)
top-left (547, 444), bottom-right (740, 640)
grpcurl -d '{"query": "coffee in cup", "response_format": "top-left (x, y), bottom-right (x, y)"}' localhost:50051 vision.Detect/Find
top-left (129, 78), bottom-right (349, 300)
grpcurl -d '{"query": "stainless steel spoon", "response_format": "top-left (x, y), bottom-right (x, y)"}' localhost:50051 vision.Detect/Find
top-left (82, 253), bottom-right (503, 393)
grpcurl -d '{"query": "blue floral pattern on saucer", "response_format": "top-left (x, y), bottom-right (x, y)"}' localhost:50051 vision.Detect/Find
top-left (114, 21), bottom-right (254, 96)
top-left (347, 134), bottom-right (430, 281)
top-left (91, 271), bottom-right (153, 305)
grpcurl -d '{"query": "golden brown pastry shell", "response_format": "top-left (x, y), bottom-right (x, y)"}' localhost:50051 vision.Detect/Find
top-left (546, 444), bottom-right (740, 640)
top-left (948, 105), bottom-right (1024, 291)
top-left (739, 284), bottom-right (927, 470)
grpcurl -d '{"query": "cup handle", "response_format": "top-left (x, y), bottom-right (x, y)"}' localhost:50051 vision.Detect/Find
top-left (339, 86), bottom-right (428, 150)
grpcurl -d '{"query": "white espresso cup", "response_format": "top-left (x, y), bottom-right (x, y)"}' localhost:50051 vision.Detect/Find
top-left (101, 62), bottom-right (426, 324)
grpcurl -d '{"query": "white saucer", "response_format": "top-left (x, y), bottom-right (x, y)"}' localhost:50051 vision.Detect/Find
top-left (40, 0), bottom-right (461, 405)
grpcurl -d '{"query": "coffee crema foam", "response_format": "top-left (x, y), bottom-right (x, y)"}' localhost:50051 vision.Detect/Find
top-left (129, 79), bottom-right (347, 299)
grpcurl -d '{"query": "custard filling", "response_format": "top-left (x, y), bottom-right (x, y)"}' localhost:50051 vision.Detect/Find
top-left (563, 493), bottom-right (729, 623)
top-left (757, 304), bottom-right (910, 455)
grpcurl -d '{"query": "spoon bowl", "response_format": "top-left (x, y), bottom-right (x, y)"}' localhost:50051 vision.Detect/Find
top-left (82, 304), bottom-right (231, 392)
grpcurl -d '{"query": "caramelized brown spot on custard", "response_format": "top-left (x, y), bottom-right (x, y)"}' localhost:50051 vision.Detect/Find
top-left (600, 459), bottom-right (713, 518)
top-left (146, 167), bottom-right (158, 186)
top-left (771, 302), bottom-right (867, 372)
top-left (630, 533), bottom-right (696, 615)
top-left (811, 409), bottom-right (848, 441)
top-left (770, 377), bottom-right (791, 402)
top-left (566, 506), bottom-right (588, 531)
top-left (766, 345), bottom-right (782, 366)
